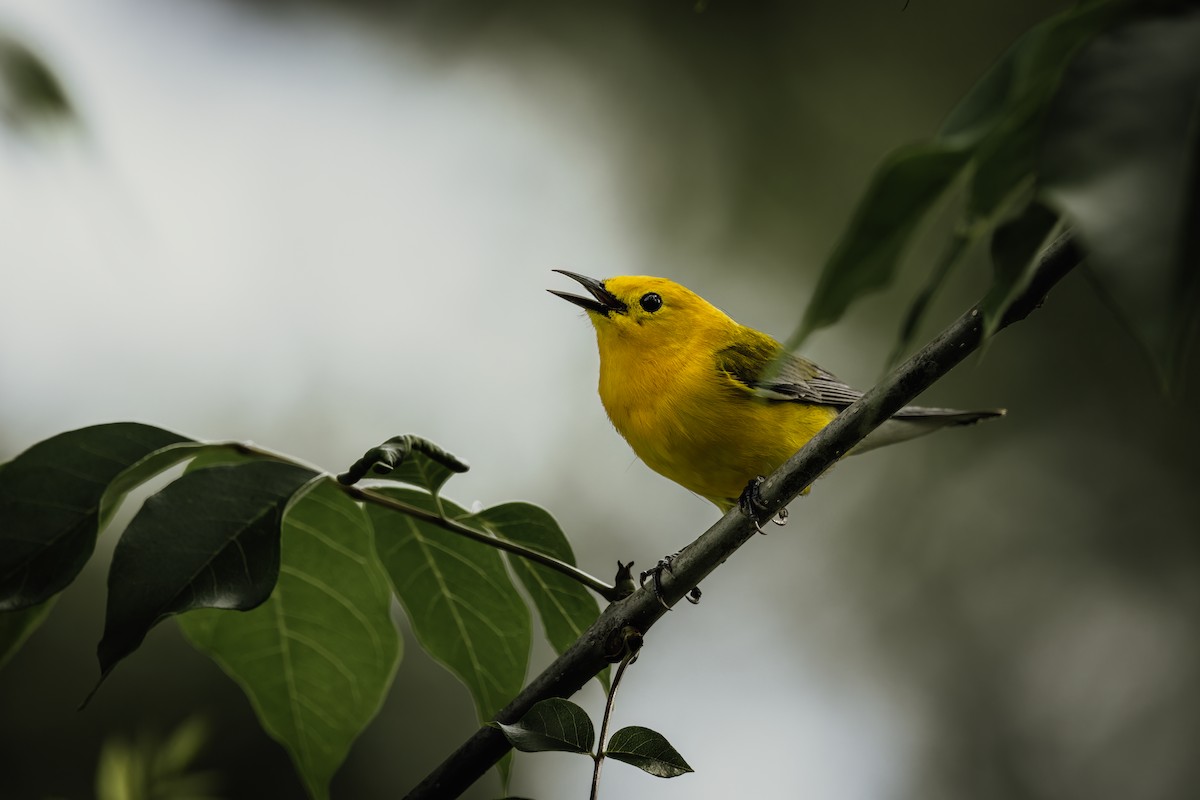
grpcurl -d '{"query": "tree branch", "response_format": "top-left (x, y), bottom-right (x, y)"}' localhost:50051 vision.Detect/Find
top-left (403, 232), bottom-right (1084, 799)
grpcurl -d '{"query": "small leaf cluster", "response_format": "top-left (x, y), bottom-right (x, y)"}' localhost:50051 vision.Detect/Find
top-left (0, 422), bottom-right (604, 799)
top-left (94, 717), bottom-right (220, 800)
top-left (494, 698), bottom-right (693, 779)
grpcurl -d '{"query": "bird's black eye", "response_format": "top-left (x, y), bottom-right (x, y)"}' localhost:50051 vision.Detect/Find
top-left (639, 292), bottom-right (663, 313)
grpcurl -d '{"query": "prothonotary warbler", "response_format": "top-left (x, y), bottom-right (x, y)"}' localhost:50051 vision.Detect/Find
top-left (551, 271), bottom-right (1003, 513)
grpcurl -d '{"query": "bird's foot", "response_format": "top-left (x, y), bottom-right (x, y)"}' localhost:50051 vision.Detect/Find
top-left (639, 553), bottom-right (702, 610)
top-left (738, 476), bottom-right (789, 534)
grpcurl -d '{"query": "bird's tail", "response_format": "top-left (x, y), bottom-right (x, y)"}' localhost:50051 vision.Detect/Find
top-left (850, 406), bottom-right (1005, 454)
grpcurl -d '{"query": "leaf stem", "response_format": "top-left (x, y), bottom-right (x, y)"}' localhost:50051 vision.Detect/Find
top-left (226, 442), bottom-right (623, 602)
top-left (591, 629), bottom-right (642, 800)
top-left (344, 485), bottom-right (622, 602)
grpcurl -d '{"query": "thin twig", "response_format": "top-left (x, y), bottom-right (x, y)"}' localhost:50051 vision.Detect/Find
top-left (345, 485), bottom-right (621, 601)
top-left (590, 633), bottom-right (641, 800)
top-left (229, 442), bottom-right (622, 601)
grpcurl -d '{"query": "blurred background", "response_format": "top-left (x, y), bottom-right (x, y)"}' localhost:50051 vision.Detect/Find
top-left (2, 1), bottom-right (1198, 798)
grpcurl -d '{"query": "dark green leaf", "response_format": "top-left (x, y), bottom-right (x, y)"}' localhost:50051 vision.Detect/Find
top-left (936, 43), bottom-right (1014, 147)
top-left (181, 445), bottom-right (270, 472)
top-left (962, 0), bottom-right (1126, 222)
top-left (493, 698), bottom-right (594, 754)
top-left (179, 478), bottom-right (399, 800)
top-left (94, 460), bottom-right (317, 686)
top-left (0, 597), bottom-right (56, 670)
top-left (791, 0), bottom-right (1125, 353)
top-left (368, 488), bottom-right (530, 727)
top-left (981, 201), bottom-right (1061, 338)
top-left (98, 442), bottom-right (223, 529)
top-left (964, 100), bottom-right (1040, 224)
top-left (604, 726), bottom-right (693, 778)
top-left (788, 142), bottom-right (971, 349)
top-left (939, 0), bottom-right (1124, 147)
top-left (467, 503), bottom-right (606, 690)
top-left (1040, 6), bottom-right (1200, 389)
top-left (339, 435), bottom-right (468, 495)
top-left (888, 232), bottom-right (972, 367)
top-left (0, 35), bottom-right (75, 129)
top-left (0, 423), bottom-right (195, 611)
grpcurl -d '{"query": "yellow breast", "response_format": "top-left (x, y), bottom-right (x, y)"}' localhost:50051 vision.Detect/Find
top-left (596, 331), bottom-right (836, 511)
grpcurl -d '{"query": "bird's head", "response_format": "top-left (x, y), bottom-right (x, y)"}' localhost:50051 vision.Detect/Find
top-left (549, 271), bottom-right (735, 351)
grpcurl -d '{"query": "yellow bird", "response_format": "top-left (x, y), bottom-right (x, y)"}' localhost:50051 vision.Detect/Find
top-left (551, 271), bottom-right (1003, 513)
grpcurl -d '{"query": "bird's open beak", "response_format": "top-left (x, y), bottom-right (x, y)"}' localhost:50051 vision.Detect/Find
top-left (548, 270), bottom-right (628, 315)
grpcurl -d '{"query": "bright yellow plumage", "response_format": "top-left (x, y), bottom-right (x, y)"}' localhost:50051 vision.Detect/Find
top-left (551, 272), bottom-right (1002, 512)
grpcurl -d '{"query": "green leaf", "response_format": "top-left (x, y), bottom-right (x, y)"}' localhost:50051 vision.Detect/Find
top-left (0, 35), bottom-right (75, 130)
top-left (339, 435), bottom-right (469, 495)
top-left (0, 423), bottom-right (195, 611)
top-left (939, 0), bottom-right (1124, 146)
top-left (888, 231), bottom-right (973, 367)
top-left (788, 141), bottom-right (971, 349)
top-left (981, 201), bottom-right (1061, 338)
top-left (0, 597), bottom-right (56, 670)
top-left (604, 726), bottom-right (693, 778)
top-left (181, 444), bottom-right (271, 472)
top-left (961, 0), bottom-right (1126, 222)
top-left (1039, 6), bottom-right (1200, 390)
top-left (98, 442), bottom-right (221, 530)
top-left (152, 716), bottom-right (213, 782)
top-left (368, 487), bottom-right (531, 727)
top-left (963, 100), bottom-right (1039, 224)
top-left (493, 698), bottom-right (594, 754)
top-left (95, 717), bottom-right (220, 800)
top-left (790, 0), bottom-right (1125, 353)
top-left (94, 460), bottom-right (317, 687)
top-left (179, 478), bottom-right (400, 800)
top-left (467, 503), bottom-right (607, 690)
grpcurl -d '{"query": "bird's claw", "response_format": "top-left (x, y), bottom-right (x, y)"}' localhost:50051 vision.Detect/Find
top-left (639, 554), bottom-right (702, 609)
top-left (738, 476), bottom-right (789, 534)
top-left (637, 560), bottom-right (671, 611)
top-left (739, 476), bottom-right (771, 534)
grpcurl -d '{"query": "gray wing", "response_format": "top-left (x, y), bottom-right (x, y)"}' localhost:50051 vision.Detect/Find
top-left (737, 349), bottom-right (1003, 423)
top-left (745, 351), bottom-right (864, 407)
